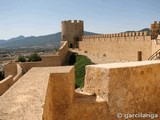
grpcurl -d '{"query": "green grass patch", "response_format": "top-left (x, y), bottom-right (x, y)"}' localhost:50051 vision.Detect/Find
top-left (74, 54), bottom-right (94, 88)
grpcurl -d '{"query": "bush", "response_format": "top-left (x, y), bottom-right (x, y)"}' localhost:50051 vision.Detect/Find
top-left (18, 52), bottom-right (42, 62)
top-left (18, 56), bottom-right (26, 62)
top-left (29, 52), bottom-right (42, 62)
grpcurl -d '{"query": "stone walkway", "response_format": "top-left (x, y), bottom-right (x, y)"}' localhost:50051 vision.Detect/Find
top-left (0, 66), bottom-right (70, 120)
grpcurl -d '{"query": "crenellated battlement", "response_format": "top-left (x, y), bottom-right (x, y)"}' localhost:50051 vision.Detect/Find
top-left (62, 20), bottom-right (83, 24)
top-left (82, 31), bottom-right (149, 39)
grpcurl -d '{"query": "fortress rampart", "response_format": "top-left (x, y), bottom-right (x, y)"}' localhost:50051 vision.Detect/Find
top-left (42, 61), bottom-right (160, 119)
top-left (19, 41), bottom-right (68, 72)
top-left (0, 41), bottom-right (68, 95)
top-left (1, 20), bottom-right (160, 120)
top-left (79, 31), bottom-right (152, 62)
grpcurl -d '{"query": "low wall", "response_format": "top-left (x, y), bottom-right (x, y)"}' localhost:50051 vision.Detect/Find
top-left (83, 61), bottom-right (160, 119)
top-left (0, 75), bottom-right (13, 95)
top-left (0, 64), bottom-right (22, 95)
top-left (79, 35), bottom-right (152, 62)
top-left (19, 41), bottom-right (68, 72)
top-left (3, 62), bottom-right (17, 78)
top-left (59, 41), bottom-right (69, 65)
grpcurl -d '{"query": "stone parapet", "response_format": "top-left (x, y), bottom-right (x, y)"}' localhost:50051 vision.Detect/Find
top-left (83, 61), bottom-right (160, 118)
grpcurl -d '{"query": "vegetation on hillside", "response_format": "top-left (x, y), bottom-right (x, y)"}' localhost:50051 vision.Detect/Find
top-left (18, 52), bottom-right (42, 62)
top-left (74, 54), bottom-right (94, 88)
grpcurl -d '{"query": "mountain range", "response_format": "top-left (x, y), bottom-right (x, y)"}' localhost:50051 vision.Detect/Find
top-left (0, 28), bottom-right (150, 49)
top-left (0, 31), bottom-right (97, 49)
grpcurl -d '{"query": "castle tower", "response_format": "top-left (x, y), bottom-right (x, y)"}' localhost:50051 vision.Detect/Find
top-left (151, 21), bottom-right (160, 39)
top-left (61, 20), bottom-right (84, 48)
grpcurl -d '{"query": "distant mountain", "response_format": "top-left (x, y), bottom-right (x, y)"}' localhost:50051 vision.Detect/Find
top-left (125, 28), bottom-right (151, 34)
top-left (0, 40), bottom-right (6, 45)
top-left (0, 33), bottom-right (60, 49)
top-left (8, 35), bottom-right (25, 42)
top-left (139, 28), bottom-right (151, 33)
top-left (84, 31), bottom-right (98, 36)
top-left (0, 31), bottom-right (97, 49)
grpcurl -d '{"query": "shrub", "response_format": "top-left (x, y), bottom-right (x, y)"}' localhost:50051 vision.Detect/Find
top-left (18, 52), bottom-right (42, 62)
top-left (18, 55), bottom-right (26, 62)
top-left (29, 52), bottom-right (42, 62)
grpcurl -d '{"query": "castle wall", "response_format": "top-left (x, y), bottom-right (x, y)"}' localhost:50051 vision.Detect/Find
top-left (3, 62), bottom-right (17, 78)
top-left (0, 41), bottom-right (68, 95)
top-left (83, 61), bottom-right (160, 119)
top-left (0, 75), bottom-right (13, 95)
top-left (58, 41), bottom-right (69, 65)
top-left (0, 64), bottom-right (22, 95)
top-left (19, 41), bottom-right (68, 72)
top-left (43, 66), bottom-right (109, 120)
top-left (43, 66), bottom-right (75, 120)
top-left (79, 32), bottom-right (152, 62)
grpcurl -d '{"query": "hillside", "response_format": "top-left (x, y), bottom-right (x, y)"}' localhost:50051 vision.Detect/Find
top-left (125, 28), bottom-right (151, 34)
top-left (0, 31), bottom-right (96, 49)
top-left (0, 40), bottom-right (6, 45)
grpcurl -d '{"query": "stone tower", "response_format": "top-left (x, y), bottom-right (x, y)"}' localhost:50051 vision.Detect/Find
top-left (61, 20), bottom-right (84, 48)
top-left (151, 21), bottom-right (160, 39)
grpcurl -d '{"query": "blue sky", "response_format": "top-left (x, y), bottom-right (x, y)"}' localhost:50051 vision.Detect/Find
top-left (0, 0), bottom-right (160, 39)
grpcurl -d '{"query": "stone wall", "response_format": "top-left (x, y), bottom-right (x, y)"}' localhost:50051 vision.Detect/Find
top-left (79, 32), bottom-right (152, 62)
top-left (43, 66), bottom-right (109, 120)
top-left (0, 41), bottom-right (68, 95)
top-left (19, 41), bottom-right (68, 72)
top-left (3, 62), bottom-right (17, 78)
top-left (83, 61), bottom-right (160, 119)
top-left (0, 75), bottom-right (13, 95)
top-left (0, 64), bottom-right (22, 95)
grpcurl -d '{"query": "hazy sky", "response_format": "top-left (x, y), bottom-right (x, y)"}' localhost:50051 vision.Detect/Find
top-left (0, 0), bottom-right (160, 39)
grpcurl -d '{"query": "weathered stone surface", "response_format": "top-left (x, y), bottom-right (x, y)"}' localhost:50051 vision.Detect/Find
top-left (43, 66), bottom-right (110, 120)
top-left (84, 61), bottom-right (160, 118)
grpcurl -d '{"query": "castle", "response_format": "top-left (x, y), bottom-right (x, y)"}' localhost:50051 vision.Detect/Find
top-left (0, 20), bottom-right (160, 120)
top-left (62, 20), bottom-right (160, 62)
